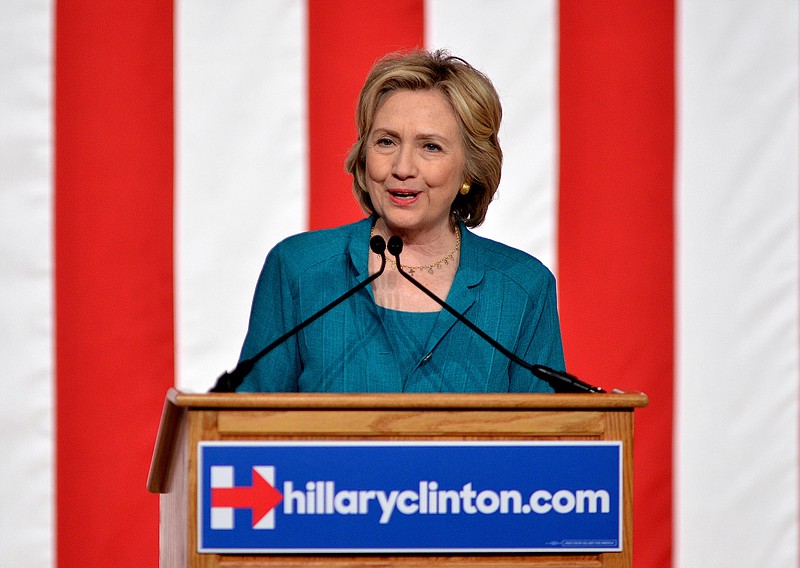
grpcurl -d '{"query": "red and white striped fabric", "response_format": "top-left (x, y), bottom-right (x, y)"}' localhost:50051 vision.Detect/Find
top-left (4, 1), bottom-right (798, 566)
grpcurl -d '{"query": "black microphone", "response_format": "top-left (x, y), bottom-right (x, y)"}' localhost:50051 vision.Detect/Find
top-left (386, 236), bottom-right (604, 393)
top-left (209, 235), bottom-right (389, 392)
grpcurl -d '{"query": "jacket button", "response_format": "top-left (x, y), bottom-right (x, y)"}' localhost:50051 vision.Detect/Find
top-left (421, 353), bottom-right (432, 363)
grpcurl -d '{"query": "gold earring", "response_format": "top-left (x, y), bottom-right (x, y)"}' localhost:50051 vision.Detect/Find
top-left (460, 182), bottom-right (471, 195)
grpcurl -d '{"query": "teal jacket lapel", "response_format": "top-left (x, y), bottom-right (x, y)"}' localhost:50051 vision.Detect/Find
top-left (423, 223), bottom-right (483, 363)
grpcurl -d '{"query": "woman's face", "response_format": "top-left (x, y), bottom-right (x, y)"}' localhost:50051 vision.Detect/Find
top-left (365, 89), bottom-right (465, 239)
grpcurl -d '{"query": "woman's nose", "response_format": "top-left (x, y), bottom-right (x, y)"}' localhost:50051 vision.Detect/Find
top-left (391, 144), bottom-right (416, 179)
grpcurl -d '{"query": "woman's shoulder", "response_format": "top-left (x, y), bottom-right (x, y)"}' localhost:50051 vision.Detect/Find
top-left (463, 228), bottom-right (556, 287)
top-left (268, 217), bottom-right (369, 271)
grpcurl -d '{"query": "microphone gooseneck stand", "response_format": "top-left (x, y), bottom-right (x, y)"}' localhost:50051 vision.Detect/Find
top-left (386, 235), bottom-right (604, 393)
top-left (209, 235), bottom-right (389, 392)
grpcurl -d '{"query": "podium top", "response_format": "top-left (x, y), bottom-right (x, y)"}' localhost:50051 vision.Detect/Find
top-left (165, 388), bottom-right (649, 410)
top-left (148, 388), bottom-right (647, 494)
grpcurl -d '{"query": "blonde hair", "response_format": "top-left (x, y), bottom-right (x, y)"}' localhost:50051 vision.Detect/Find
top-left (344, 49), bottom-right (503, 228)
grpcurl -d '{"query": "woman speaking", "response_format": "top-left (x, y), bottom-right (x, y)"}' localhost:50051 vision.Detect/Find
top-left (235, 50), bottom-right (565, 393)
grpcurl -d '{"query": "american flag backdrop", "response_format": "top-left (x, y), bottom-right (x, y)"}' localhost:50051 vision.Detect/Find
top-left (2, 1), bottom-right (799, 566)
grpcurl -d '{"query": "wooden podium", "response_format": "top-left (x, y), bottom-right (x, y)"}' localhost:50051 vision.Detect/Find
top-left (148, 388), bottom-right (647, 567)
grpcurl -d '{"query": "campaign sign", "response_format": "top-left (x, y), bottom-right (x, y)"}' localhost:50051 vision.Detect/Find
top-left (198, 441), bottom-right (622, 554)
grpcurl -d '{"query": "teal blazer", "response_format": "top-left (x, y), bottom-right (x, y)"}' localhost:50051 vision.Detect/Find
top-left (236, 217), bottom-right (565, 393)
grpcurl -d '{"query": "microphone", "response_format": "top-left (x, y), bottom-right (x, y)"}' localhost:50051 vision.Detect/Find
top-left (386, 236), bottom-right (604, 393)
top-left (209, 235), bottom-right (389, 392)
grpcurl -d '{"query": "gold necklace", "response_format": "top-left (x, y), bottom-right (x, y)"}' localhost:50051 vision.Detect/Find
top-left (370, 226), bottom-right (461, 275)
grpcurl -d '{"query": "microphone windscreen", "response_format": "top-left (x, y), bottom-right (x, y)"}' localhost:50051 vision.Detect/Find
top-left (369, 235), bottom-right (387, 254)
top-left (387, 236), bottom-right (404, 256)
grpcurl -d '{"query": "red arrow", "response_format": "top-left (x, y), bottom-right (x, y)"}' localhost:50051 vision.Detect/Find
top-left (211, 468), bottom-right (284, 526)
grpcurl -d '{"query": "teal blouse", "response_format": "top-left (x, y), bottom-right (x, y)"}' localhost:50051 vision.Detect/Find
top-left (378, 307), bottom-right (440, 379)
top-left (236, 217), bottom-right (565, 393)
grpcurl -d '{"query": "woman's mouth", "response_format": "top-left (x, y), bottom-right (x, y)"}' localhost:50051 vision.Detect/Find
top-left (388, 189), bottom-right (420, 204)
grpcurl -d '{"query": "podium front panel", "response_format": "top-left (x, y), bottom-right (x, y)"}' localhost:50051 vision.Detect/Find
top-left (148, 390), bottom-right (647, 568)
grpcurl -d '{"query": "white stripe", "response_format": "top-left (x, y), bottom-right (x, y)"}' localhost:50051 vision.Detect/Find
top-left (676, 1), bottom-right (800, 566)
top-left (425, 0), bottom-right (558, 272)
top-left (176, 0), bottom-right (307, 392)
top-left (0, 1), bottom-right (54, 566)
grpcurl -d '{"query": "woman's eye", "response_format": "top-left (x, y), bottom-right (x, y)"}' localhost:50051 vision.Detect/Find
top-left (376, 137), bottom-right (394, 147)
top-left (423, 142), bottom-right (442, 152)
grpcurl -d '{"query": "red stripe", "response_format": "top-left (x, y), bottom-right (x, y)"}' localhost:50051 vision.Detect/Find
top-left (557, 2), bottom-right (675, 566)
top-left (55, 2), bottom-right (174, 566)
top-left (307, 0), bottom-right (425, 231)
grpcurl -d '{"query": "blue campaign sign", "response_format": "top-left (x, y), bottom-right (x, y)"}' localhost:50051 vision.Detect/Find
top-left (197, 441), bottom-right (622, 554)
